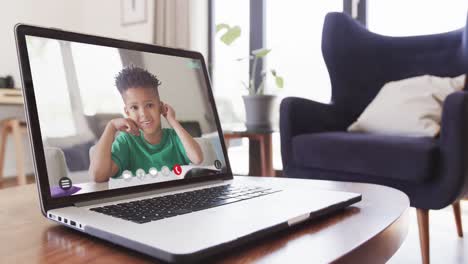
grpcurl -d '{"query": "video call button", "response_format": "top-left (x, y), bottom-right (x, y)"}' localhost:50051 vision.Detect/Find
top-left (59, 177), bottom-right (72, 190)
top-left (136, 169), bottom-right (146, 180)
top-left (173, 164), bottom-right (182, 176)
top-left (214, 160), bottom-right (222, 169)
top-left (149, 167), bottom-right (158, 178)
top-left (161, 166), bottom-right (170, 176)
top-left (122, 170), bottom-right (133, 181)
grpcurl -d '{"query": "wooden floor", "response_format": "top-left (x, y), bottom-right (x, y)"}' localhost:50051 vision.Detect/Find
top-left (0, 175), bottom-right (35, 188)
top-left (389, 201), bottom-right (468, 263)
top-left (0, 177), bottom-right (466, 263)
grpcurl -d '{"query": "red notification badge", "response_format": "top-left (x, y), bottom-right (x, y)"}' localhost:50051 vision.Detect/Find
top-left (173, 164), bottom-right (182, 175)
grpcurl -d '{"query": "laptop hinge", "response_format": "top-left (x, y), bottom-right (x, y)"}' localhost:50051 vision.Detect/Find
top-left (75, 179), bottom-right (230, 207)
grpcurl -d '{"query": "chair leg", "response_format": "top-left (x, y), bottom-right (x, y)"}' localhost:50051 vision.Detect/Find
top-left (11, 120), bottom-right (26, 185)
top-left (452, 201), bottom-right (463, 237)
top-left (0, 121), bottom-right (11, 185)
top-left (417, 208), bottom-right (430, 264)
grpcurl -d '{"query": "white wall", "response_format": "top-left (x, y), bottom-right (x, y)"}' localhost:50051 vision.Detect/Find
top-left (81, 0), bottom-right (155, 44)
top-left (190, 0), bottom-right (209, 60)
top-left (0, 0), bottom-right (84, 84)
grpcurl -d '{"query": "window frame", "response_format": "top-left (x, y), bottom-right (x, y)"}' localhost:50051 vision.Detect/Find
top-left (207, 0), bottom-right (366, 86)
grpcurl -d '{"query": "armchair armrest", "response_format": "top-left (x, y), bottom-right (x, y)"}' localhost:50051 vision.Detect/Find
top-left (279, 97), bottom-right (348, 169)
top-left (438, 91), bottom-right (468, 205)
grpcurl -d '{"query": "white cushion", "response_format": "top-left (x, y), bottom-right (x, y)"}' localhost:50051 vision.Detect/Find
top-left (194, 137), bottom-right (218, 166)
top-left (348, 74), bottom-right (465, 137)
top-left (44, 147), bottom-right (69, 184)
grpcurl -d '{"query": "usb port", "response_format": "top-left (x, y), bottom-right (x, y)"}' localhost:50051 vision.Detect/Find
top-left (58, 216), bottom-right (62, 221)
top-left (64, 219), bottom-right (68, 224)
top-left (70, 221), bottom-right (76, 226)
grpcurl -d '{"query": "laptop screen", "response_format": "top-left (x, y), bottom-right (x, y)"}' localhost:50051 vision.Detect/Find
top-left (24, 35), bottom-right (228, 198)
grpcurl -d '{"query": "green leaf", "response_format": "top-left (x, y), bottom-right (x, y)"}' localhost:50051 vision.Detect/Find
top-left (216, 23), bottom-right (230, 33)
top-left (220, 26), bottom-right (241, 45)
top-left (275, 76), bottom-right (284, 88)
top-left (241, 81), bottom-right (249, 90)
top-left (252, 48), bottom-right (271, 58)
top-left (249, 79), bottom-right (255, 95)
top-left (257, 79), bottom-right (265, 95)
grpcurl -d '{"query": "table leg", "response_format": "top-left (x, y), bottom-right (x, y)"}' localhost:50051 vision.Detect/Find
top-left (249, 138), bottom-right (262, 176)
top-left (263, 134), bottom-right (274, 176)
top-left (249, 134), bottom-right (274, 177)
top-left (0, 121), bottom-right (10, 184)
top-left (11, 120), bottom-right (26, 185)
top-left (259, 136), bottom-right (267, 176)
top-left (224, 133), bottom-right (275, 177)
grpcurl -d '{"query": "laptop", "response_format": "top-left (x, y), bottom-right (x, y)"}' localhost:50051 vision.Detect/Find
top-left (15, 24), bottom-right (361, 263)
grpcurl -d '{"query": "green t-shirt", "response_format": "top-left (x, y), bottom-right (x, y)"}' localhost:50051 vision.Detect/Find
top-left (111, 128), bottom-right (190, 178)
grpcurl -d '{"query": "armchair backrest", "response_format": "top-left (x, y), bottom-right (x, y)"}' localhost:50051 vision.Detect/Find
top-left (322, 12), bottom-right (468, 119)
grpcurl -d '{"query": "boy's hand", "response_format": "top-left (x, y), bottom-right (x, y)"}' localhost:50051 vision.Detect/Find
top-left (161, 102), bottom-right (176, 123)
top-left (110, 118), bottom-right (139, 136)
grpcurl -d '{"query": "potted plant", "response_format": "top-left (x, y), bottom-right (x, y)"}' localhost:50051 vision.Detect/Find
top-left (216, 24), bottom-right (284, 130)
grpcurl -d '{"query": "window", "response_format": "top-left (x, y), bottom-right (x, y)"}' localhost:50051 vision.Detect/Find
top-left (71, 42), bottom-right (123, 115)
top-left (211, 0), bottom-right (250, 123)
top-left (27, 37), bottom-right (76, 138)
top-left (26, 37), bottom-right (125, 139)
top-left (368, 0), bottom-right (468, 36)
top-left (266, 1), bottom-right (343, 103)
top-left (210, 1), bottom-right (345, 174)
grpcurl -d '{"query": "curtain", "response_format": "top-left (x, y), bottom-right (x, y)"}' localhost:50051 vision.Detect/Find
top-left (59, 41), bottom-right (95, 143)
top-left (153, 0), bottom-right (191, 49)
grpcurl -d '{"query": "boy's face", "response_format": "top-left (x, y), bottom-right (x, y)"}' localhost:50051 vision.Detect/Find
top-left (122, 87), bottom-right (162, 135)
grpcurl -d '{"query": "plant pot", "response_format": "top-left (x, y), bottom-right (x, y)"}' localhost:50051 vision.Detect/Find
top-left (242, 95), bottom-right (276, 131)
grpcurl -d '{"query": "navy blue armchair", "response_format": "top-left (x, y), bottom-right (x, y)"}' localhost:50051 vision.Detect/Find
top-left (280, 12), bottom-right (468, 264)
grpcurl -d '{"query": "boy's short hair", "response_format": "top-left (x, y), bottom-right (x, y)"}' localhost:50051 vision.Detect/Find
top-left (115, 65), bottom-right (162, 95)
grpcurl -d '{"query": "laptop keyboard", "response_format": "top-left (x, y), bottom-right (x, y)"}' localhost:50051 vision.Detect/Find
top-left (89, 185), bottom-right (281, 224)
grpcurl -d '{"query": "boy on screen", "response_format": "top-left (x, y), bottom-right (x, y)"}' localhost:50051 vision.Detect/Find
top-left (90, 66), bottom-right (203, 182)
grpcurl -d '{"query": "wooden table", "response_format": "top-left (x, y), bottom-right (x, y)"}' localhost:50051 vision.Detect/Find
top-left (223, 129), bottom-right (274, 176)
top-left (0, 176), bottom-right (409, 263)
top-left (0, 88), bottom-right (23, 105)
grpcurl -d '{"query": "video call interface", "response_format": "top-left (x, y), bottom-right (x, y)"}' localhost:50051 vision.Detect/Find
top-left (25, 35), bottom-right (227, 198)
